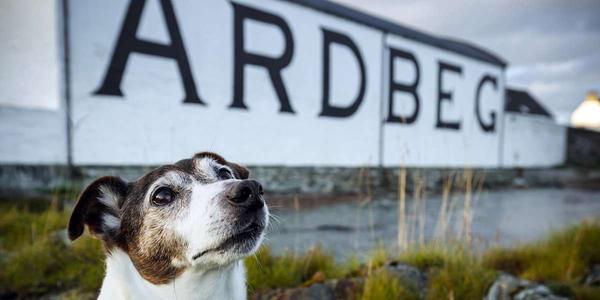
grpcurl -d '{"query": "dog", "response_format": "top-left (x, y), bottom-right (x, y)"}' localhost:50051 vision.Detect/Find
top-left (68, 152), bottom-right (268, 299)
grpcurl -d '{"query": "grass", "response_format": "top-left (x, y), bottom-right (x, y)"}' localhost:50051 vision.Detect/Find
top-left (246, 222), bottom-right (600, 299)
top-left (417, 248), bottom-right (494, 300)
top-left (361, 270), bottom-right (419, 300)
top-left (1, 202), bottom-right (599, 299)
top-left (0, 202), bottom-right (104, 298)
top-left (482, 220), bottom-right (600, 299)
top-left (245, 246), bottom-right (348, 291)
top-left (483, 221), bottom-right (600, 281)
top-left (396, 244), bottom-right (496, 299)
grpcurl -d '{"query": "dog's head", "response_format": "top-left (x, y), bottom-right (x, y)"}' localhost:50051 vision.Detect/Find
top-left (68, 152), bottom-right (268, 284)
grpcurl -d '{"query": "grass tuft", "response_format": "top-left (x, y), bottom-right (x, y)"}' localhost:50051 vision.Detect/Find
top-left (398, 245), bottom-right (447, 270)
top-left (0, 204), bottom-right (104, 298)
top-left (425, 253), bottom-right (496, 300)
top-left (361, 270), bottom-right (419, 300)
top-left (245, 245), bottom-right (347, 292)
top-left (573, 285), bottom-right (600, 300)
top-left (398, 245), bottom-right (496, 300)
top-left (483, 220), bottom-right (600, 283)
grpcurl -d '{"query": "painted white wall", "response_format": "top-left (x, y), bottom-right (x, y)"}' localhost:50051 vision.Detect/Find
top-left (502, 113), bottom-right (566, 167)
top-left (0, 0), bottom-right (565, 168)
top-left (0, 0), bottom-right (67, 164)
top-left (382, 35), bottom-right (505, 167)
top-left (69, 0), bottom-right (383, 166)
top-left (0, 0), bottom-right (61, 110)
top-left (68, 0), bottom-right (510, 167)
top-left (0, 107), bottom-right (67, 164)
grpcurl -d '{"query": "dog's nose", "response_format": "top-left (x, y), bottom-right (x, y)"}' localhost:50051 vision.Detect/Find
top-left (227, 180), bottom-right (264, 209)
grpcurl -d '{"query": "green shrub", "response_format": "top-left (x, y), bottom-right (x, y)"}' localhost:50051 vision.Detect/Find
top-left (483, 220), bottom-right (600, 283)
top-left (573, 286), bottom-right (600, 300)
top-left (0, 204), bottom-right (104, 297)
top-left (398, 245), bottom-right (447, 270)
top-left (398, 246), bottom-right (496, 300)
top-left (0, 236), bottom-right (104, 296)
top-left (361, 270), bottom-right (419, 300)
top-left (0, 205), bottom-right (69, 251)
top-left (245, 246), bottom-right (346, 292)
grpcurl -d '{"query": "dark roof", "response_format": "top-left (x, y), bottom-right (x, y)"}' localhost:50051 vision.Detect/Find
top-left (505, 89), bottom-right (553, 118)
top-left (282, 0), bottom-right (507, 67)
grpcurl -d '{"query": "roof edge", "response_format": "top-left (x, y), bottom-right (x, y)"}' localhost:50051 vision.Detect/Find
top-left (281, 0), bottom-right (507, 68)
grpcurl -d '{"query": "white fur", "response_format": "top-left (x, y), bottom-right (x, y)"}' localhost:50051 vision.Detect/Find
top-left (98, 185), bottom-right (121, 232)
top-left (102, 213), bottom-right (120, 230)
top-left (174, 179), bottom-right (268, 267)
top-left (99, 250), bottom-right (247, 300)
top-left (98, 185), bottom-right (120, 210)
top-left (194, 158), bottom-right (219, 179)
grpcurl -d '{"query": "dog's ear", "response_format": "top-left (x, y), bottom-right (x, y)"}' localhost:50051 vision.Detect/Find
top-left (68, 176), bottom-right (128, 241)
top-left (227, 162), bottom-right (249, 180)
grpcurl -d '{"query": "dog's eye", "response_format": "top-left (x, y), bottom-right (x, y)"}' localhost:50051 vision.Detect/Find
top-left (152, 187), bottom-right (175, 206)
top-left (218, 167), bottom-right (233, 180)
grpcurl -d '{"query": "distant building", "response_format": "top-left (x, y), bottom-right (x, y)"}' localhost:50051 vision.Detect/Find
top-left (571, 91), bottom-right (600, 131)
top-left (505, 89), bottom-right (553, 118)
top-left (502, 88), bottom-right (566, 167)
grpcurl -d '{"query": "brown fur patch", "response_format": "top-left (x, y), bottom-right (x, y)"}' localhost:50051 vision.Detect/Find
top-left (127, 228), bottom-right (188, 284)
top-left (114, 166), bottom-right (192, 284)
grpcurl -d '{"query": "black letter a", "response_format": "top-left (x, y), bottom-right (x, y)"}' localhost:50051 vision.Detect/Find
top-left (95, 0), bottom-right (203, 104)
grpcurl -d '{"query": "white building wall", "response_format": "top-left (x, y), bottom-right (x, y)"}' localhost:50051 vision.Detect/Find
top-left (0, 0), bottom-right (568, 169)
top-left (502, 113), bottom-right (567, 167)
top-left (0, 0), bottom-right (67, 164)
top-left (381, 36), bottom-right (505, 168)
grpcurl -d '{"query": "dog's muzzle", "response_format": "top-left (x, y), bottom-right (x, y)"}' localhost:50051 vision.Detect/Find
top-left (192, 180), bottom-right (267, 260)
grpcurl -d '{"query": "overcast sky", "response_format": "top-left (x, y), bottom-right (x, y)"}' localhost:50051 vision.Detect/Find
top-left (334, 0), bottom-right (600, 124)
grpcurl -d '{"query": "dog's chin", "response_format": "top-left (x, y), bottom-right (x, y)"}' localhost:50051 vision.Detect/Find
top-left (192, 222), bottom-right (266, 266)
top-left (218, 222), bottom-right (265, 256)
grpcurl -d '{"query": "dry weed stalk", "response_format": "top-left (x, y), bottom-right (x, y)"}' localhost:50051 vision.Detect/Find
top-left (293, 195), bottom-right (300, 253)
top-left (418, 178), bottom-right (426, 246)
top-left (409, 171), bottom-right (423, 246)
top-left (461, 169), bottom-right (473, 245)
top-left (397, 167), bottom-right (407, 250)
top-left (434, 171), bottom-right (455, 242)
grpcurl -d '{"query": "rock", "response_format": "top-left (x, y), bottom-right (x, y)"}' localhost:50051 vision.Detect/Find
top-left (584, 264), bottom-right (600, 286)
top-left (253, 284), bottom-right (335, 300)
top-left (252, 277), bottom-right (365, 300)
top-left (302, 284), bottom-right (334, 300)
top-left (331, 278), bottom-right (364, 300)
top-left (514, 285), bottom-right (567, 300)
top-left (485, 273), bottom-right (532, 300)
top-left (485, 273), bottom-right (568, 300)
top-left (384, 262), bottom-right (427, 293)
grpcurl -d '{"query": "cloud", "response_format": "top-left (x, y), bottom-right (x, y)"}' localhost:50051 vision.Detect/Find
top-left (333, 0), bottom-right (600, 123)
top-left (507, 55), bottom-right (600, 123)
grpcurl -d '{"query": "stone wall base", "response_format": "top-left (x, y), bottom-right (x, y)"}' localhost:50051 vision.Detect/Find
top-left (1, 164), bottom-right (599, 199)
